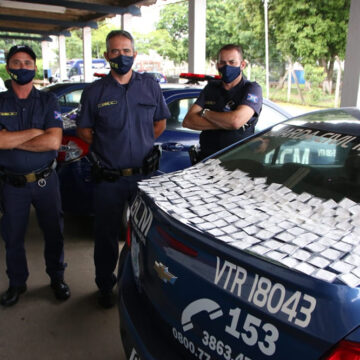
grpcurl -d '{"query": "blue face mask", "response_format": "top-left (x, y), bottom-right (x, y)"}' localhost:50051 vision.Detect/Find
top-left (8, 68), bottom-right (35, 85)
top-left (218, 65), bottom-right (241, 83)
top-left (109, 54), bottom-right (134, 75)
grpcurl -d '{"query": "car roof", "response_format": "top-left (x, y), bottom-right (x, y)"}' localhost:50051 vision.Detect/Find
top-left (42, 82), bottom-right (85, 92)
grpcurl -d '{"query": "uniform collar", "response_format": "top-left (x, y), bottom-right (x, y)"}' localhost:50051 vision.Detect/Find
top-left (5, 85), bottom-right (39, 99)
top-left (106, 70), bottom-right (142, 87)
top-left (221, 75), bottom-right (248, 93)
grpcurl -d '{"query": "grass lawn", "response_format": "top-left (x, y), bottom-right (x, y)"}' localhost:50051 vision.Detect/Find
top-left (268, 86), bottom-right (337, 109)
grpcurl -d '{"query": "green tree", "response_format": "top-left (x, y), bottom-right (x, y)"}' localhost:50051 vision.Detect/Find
top-left (66, 29), bottom-right (83, 59)
top-left (206, 0), bottom-right (268, 64)
top-left (304, 64), bottom-right (326, 101)
top-left (154, 0), bottom-right (350, 89)
top-left (0, 37), bottom-right (42, 60)
top-left (92, 21), bottom-right (117, 58)
top-left (155, 0), bottom-right (282, 67)
top-left (156, 2), bottom-right (188, 64)
top-left (134, 29), bottom-right (176, 60)
top-left (272, 0), bottom-right (350, 83)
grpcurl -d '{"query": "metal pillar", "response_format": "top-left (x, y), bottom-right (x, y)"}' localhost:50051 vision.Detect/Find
top-left (341, 0), bottom-right (360, 107)
top-left (83, 26), bottom-right (92, 82)
top-left (120, 13), bottom-right (131, 31)
top-left (41, 40), bottom-right (50, 80)
top-left (58, 34), bottom-right (67, 81)
top-left (188, 0), bottom-right (206, 74)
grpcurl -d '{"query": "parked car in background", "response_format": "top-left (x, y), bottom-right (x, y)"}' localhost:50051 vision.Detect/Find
top-left (138, 71), bottom-right (167, 83)
top-left (52, 58), bottom-right (108, 82)
top-left (118, 107), bottom-right (360, 360)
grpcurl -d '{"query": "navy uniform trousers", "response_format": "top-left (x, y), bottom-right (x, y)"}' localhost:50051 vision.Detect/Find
top-left (93, 174), bottom-right (145, 292)
top-left (0, 172), bottom-right (65, 287)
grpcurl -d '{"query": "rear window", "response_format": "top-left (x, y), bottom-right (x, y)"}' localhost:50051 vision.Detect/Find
top-left (217, 124), bottom-right (360, 203)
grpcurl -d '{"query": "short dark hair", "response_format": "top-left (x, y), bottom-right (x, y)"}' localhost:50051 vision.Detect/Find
top-left (106, 30), bottom-right (135, 51)
top-left (217, 44), bottom-right (244, 61)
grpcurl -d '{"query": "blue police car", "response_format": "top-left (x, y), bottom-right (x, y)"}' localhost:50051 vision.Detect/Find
top-left (49, 76), bottom-right (290, 214)
top-left (118, 107), bottom-right (360, 360)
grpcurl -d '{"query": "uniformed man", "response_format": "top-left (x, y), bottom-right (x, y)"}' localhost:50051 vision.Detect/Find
top-left (183, 44), bottom-right (263, 160)
top-left (76, 30), bottom-right (170, 308)
top-left (0, 45), bottom-right (70, 307)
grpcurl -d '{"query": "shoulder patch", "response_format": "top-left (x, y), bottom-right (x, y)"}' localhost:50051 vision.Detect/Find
top-left (54, 111), bottom-right (62, 121)
top-left (246, 93), bottom-right (259, 103)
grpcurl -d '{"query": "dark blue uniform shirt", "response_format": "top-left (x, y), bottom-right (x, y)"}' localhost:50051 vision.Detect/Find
top-left (76, 71), bottom-right (170, 169)
top-left (0, 87), bottom-right (62, 173)
top-left (195, 77), bottom-right (262, 157)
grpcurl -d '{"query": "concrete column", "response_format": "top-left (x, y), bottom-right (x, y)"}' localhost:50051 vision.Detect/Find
top-left (188, 0), bottom-right (206, 74)
top-left (83, 26), bottom-right (92, 82)
top-left (41, 40), bottom-right (50, 80)
top-left (341, 0), bottom-right (360, 107)
top-left (121, 14), bottom-right (131, 30)
top-left (58, 35), bottom-right (67, 81)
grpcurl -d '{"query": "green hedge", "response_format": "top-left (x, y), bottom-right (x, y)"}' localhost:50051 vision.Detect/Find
top-left (0, 64), bottom-right (8, 81)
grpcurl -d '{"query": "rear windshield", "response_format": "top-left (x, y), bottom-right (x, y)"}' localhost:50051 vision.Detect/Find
top-left (217, 124), bottom-right (360, 203)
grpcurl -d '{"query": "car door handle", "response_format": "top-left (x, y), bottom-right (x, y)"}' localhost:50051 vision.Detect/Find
top-left (161, 142), bottom-right (184, 151)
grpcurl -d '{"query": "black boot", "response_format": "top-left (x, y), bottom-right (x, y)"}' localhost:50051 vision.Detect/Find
top-left (1, 285), bottom-right (27, 307)
top-left (51, 280), bottom-right (71, 301)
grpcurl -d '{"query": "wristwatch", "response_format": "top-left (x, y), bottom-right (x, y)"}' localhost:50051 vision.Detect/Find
top-left (200, 108), bottom-right (210, 118)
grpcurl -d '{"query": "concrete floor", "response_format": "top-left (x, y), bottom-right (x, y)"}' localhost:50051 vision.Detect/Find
top-left (0, 209), bottom-right (126, 360)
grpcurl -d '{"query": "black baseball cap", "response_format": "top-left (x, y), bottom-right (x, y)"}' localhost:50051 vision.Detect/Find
top-left (6, 45), bottom-right (36, 64)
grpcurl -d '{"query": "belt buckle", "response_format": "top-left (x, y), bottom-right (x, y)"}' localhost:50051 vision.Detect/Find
top-left (121, 168), bottom-right (133, 176)
top-left (25, 173), bottom-right (37, 182)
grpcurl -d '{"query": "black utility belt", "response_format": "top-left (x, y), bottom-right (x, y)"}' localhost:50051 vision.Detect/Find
top-left (0, 161), bottom-right (56, 187)
top-left (103, 167), bottom-right (143, 180)
top-left (92, 165), bottom-right (147, 183)
top-left (90, 145), bottom-right (162, 183)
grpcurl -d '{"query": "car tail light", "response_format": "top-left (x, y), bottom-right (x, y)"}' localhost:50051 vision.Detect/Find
top-left (156, 226), bottom-right (198, 257)
top-left (57, 135), bottom-right (89, 163)
top-left (323, 340), bottom-right (360, 360)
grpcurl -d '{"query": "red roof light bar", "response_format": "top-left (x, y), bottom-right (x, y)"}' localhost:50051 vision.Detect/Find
top-left (180, 72), bottom-right (221, 82)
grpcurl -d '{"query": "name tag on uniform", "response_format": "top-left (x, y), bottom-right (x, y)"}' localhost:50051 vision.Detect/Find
top-left (0, 112), bottom-right (17, 116)
top-left (97, 101), bottom-right (118, 109)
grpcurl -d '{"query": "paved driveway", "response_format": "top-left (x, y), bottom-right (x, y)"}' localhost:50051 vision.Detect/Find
top-left (0, 211), bottom-right (126, 360)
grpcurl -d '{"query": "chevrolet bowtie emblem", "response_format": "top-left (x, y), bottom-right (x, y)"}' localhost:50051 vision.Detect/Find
top-left (154, 261), bottom-right (177, 284)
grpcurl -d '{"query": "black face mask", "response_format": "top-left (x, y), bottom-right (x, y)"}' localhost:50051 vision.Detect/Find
top-left (109, 55), bottom-right (134, 75)
top-left (218, 65), bottom-right (241, 83)
top-left (8, 68), bottom-right (35, 85)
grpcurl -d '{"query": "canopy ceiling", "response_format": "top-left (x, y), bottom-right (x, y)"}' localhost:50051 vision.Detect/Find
top-left (0, 0), bottom-right (157, 41)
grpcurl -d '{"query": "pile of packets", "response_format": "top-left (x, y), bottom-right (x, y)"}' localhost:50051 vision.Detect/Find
top-left (138, 159), bottom-right (360, 287)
